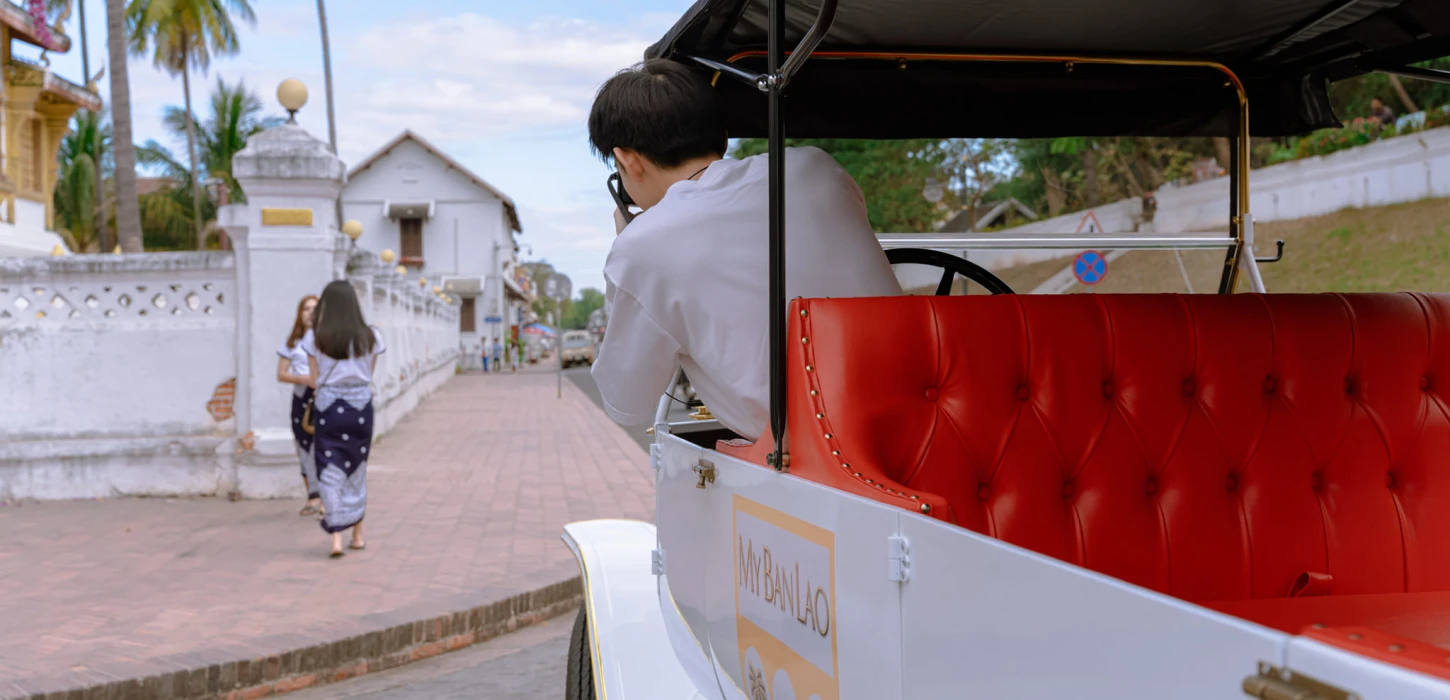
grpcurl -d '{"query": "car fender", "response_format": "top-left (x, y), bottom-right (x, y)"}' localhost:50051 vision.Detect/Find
top-left (563, 519), bottom-right (715, 700)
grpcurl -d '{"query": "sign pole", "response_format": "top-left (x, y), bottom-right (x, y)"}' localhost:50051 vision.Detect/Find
top-left (543, 273), bottom-right (571, 401)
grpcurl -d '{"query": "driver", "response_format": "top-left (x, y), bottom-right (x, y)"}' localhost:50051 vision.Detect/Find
top-left (588, 59), bottom-right (902, 440)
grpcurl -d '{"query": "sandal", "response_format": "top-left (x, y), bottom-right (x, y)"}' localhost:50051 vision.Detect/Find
top-left (349, 541), bottom-right (366, 551)
top-left (329, 548), bottom-right (345, 559)
top-left (299, 503), bottom-right (320, 516)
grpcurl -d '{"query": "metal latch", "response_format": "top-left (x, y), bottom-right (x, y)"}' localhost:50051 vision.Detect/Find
top-left (651, 548), bottom-right (666, 576)
top-left (887, 535), bottom-right (911, 583)
top-left (693, 459), bottom-right (716, 489)
top-left (649, 444), bottom-right (661, 471)
top-left (1243, 662), bottom-right (1359, 700)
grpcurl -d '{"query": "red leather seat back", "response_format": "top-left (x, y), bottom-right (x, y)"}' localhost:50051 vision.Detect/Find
top-left (787, 294), bottom-right (1450, 601)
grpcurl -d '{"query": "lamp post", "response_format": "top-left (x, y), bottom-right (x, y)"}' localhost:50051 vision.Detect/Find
top-left (277, 79), bottom-right (308, 123)
top-left (341, 219), bottom-right (363, 249)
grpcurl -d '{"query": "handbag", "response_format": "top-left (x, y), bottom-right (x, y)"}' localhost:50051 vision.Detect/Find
top-left (300, 361), bottom-right (337, 436)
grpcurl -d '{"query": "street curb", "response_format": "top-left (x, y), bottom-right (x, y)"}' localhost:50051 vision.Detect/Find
top-left (5, 577), bottom-right (582, 700)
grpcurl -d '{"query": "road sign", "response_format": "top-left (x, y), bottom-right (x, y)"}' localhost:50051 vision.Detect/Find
top-left (544, 273), bottom-right (571, 302)
top-left (484, 316), bottom-right (503, 324)
top-left (1073, 250), bottom-right (1109, 286)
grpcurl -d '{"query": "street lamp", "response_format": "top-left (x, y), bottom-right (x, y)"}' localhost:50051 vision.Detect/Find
top-left (341, 219), bottom-right (363, 246)
top-left (380, 249), bottom-right (396, 264)
top-left (395, 265), bottom-right (407, 276)
top-left (277, 79), bottom-right (308, 123)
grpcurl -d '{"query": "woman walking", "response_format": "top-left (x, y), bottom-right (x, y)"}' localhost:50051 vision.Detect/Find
top-left (303, 281), bottom-right (385, 558)
top-left (277, 295), bottom-right (321, 516)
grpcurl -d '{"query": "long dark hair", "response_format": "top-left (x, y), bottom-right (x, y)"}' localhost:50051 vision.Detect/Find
top-left (286, 295), bottom-right (317, 349)
top-left (313, 281), bottom-right (376, 360)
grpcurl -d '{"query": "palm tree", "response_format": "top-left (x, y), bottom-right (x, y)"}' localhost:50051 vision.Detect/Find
top-left (46, 0), bottom-right (110, 251)
top-left (107, 0), bottom-right (144, 252)
top-left (160, 76), bottom-right (281, 202)
top-left (53, 110), bottom-right (113, 252)
top-left (126, 0), bottom-right (256, 250)
top-left (316, 0), bottom-right (340, 228)
top-left (138, 78), bottom-right (277, 248)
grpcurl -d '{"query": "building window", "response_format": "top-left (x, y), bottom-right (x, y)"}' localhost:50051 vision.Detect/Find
top-left (400, 218), bottom-right (423, 266)
top-left (460, 297), bottom-right (476, 333)
top-left (19, 118), bottom-right (40, 192)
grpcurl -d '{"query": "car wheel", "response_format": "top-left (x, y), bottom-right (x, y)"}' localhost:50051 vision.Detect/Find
top-left (565, 605), bottom-right (594, 700)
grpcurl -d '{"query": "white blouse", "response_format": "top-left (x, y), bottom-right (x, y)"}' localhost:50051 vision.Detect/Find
top-left (277, 330), bottom-right (313, 377)
top-left (302, 326), bottom-right (387, 386)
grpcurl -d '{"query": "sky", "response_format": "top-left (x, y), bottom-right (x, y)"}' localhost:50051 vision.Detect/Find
top-left (20, 0), bottom-right (693, 294)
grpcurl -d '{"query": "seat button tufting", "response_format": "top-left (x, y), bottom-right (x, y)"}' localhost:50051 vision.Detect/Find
top-left (1312, 472), bottom-right (1323, 491)
top-left (1225, 474), bottom-right (1238, 492)
top-left (1387, 471), bottom-right (1398, 488)
top-left (1345, 377), bottom-right (1355, 394)
top-left (1264, 376), bottom-right (1277, 393)
top-left (1102, 380), bottom-right (1114, 398)
top-left (1061, 480), bottom-right (1075, 499)
top-left (977, 484), bottom-right (991, 501)
top-left (1017, 384), bottom-right (1030, 401)
top-left (1145, 477), bottom-right (1158, 496)
top-left (924, 387), bottom-right (940, 402)
top-left (1182, 378), bottom-right (1196, 395)
top-left (1423, 375), bottom-right (1434, 391)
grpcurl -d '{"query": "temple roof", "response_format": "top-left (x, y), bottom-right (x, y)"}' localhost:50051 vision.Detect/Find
top-left (9, 58), bottom-right (101, 111)
top-left (1, 2), bottom-right (71, 52)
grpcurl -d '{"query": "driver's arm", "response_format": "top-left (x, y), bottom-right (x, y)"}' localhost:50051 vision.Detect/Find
top-left (590, 286), bottom-right (680, 426)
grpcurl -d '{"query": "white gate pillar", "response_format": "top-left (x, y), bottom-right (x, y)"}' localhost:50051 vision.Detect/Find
top-left (219, 107), bottom-right (346, 498)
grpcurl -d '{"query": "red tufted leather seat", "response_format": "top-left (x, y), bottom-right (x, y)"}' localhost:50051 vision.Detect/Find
top-left (787, 293), bottom-right (1450, 603)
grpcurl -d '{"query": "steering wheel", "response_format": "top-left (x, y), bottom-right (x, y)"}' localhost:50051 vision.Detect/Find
top-left (886, 248), bottom-right (1015, 296)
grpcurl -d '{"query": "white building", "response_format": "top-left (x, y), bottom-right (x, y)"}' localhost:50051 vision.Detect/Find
top-left (342, 131), bottom-right (528, 368)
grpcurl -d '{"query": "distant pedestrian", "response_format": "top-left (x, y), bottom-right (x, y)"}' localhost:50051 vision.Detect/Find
top-left (304, 281), bottom-right (385, 558)
top-left (513, 342), bottom-right (522, 372)
top-left (481, 344), bottom-right (490, 373)
top-left (1370, 97), bottom-right (1396, 127)
top-left (492, 339), bottom-right (504, 374)
top-left (277, 295), bottom-right (322, 516)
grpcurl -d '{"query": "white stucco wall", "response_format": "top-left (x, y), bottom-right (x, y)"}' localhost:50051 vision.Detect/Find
top-left (0, 253), bottom-right (238, 499)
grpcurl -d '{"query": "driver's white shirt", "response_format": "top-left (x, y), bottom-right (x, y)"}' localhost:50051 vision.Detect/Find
top-left (592, 146), bottom-right (902, 439)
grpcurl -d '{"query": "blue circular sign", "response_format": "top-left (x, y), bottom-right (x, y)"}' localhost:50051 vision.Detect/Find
top-left (1073, 250), bottom-right (1108, 286)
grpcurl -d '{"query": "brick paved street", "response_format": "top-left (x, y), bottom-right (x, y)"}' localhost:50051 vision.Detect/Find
top-left (0, 367), bottom-right (651, 697)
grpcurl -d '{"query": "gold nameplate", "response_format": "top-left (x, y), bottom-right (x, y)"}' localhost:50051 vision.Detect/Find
top-left (261, 208), bottom-right (314, 226)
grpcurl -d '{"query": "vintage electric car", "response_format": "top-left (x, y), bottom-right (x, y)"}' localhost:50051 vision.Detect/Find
top-left (564, 0), bottom-right (1450, 698)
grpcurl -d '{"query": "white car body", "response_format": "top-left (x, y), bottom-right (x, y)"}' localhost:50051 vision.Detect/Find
top-left (563, 419), bottom-right (1450, 699)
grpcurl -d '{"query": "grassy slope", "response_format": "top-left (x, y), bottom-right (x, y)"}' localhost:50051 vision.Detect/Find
top-left (1003, 197), bottom-right (1450, 294)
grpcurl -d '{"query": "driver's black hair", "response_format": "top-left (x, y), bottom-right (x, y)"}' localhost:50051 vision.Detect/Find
top-left (588, 59), bottom-right (727, 169)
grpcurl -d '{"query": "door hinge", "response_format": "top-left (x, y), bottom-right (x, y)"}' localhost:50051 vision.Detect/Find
top-left (1243, 662), bottom-right (1359, 700)
top-left (650, 443), bottom-right (661, 471)
top-left (887, 535), bottom-right (911, 583)
top-left (693, 458), bottom-right (716, 489)
top-left (651, 548), bottom-right (666, 576)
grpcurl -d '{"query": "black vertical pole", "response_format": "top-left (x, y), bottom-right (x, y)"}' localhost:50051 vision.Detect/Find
top-left (1217, 134), bottom-right (1241, 294)
top-left (767, 0), bottom-right (787, 469)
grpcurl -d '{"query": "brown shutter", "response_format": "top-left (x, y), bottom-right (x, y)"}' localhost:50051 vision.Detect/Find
top-left (460, 297), bottom-right (476, 333)
top-left (400, 218), bottom-right (423, 265)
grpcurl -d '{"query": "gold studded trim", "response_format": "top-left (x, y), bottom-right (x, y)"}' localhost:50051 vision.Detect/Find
top-left (797, 299), bottom-right (933, 511)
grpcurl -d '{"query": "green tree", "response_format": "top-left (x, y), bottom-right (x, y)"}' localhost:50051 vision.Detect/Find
top-left (53, 110), bottom-right (114, 252)
top-left (161, 76), bottom-right (282, 203)
top-left (136, 139), bottom-right (212, 249)
top-left (731, 139), bottom-right (942, 232)
top-left (561, 288), bottom-right (604, 330)
top-left (127, 0), bottom-right (256, 250)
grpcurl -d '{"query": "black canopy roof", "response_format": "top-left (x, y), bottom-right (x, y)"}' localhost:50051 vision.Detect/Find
top-left (645, 0), bottom-right (1450, 138)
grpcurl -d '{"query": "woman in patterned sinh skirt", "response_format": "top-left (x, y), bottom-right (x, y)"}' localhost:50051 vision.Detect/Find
top-left (278, 295), bottom-right (321, 516)
top-left (303, 280), bottom-right (386, 558)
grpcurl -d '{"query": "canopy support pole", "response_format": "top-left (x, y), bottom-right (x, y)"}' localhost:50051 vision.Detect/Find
top-left (1379, 66), bottom-right (1450, 86)
top-left (765, 0), bottom-right (787, 470)
top-left (764, 0), bottom-right (838, 472)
